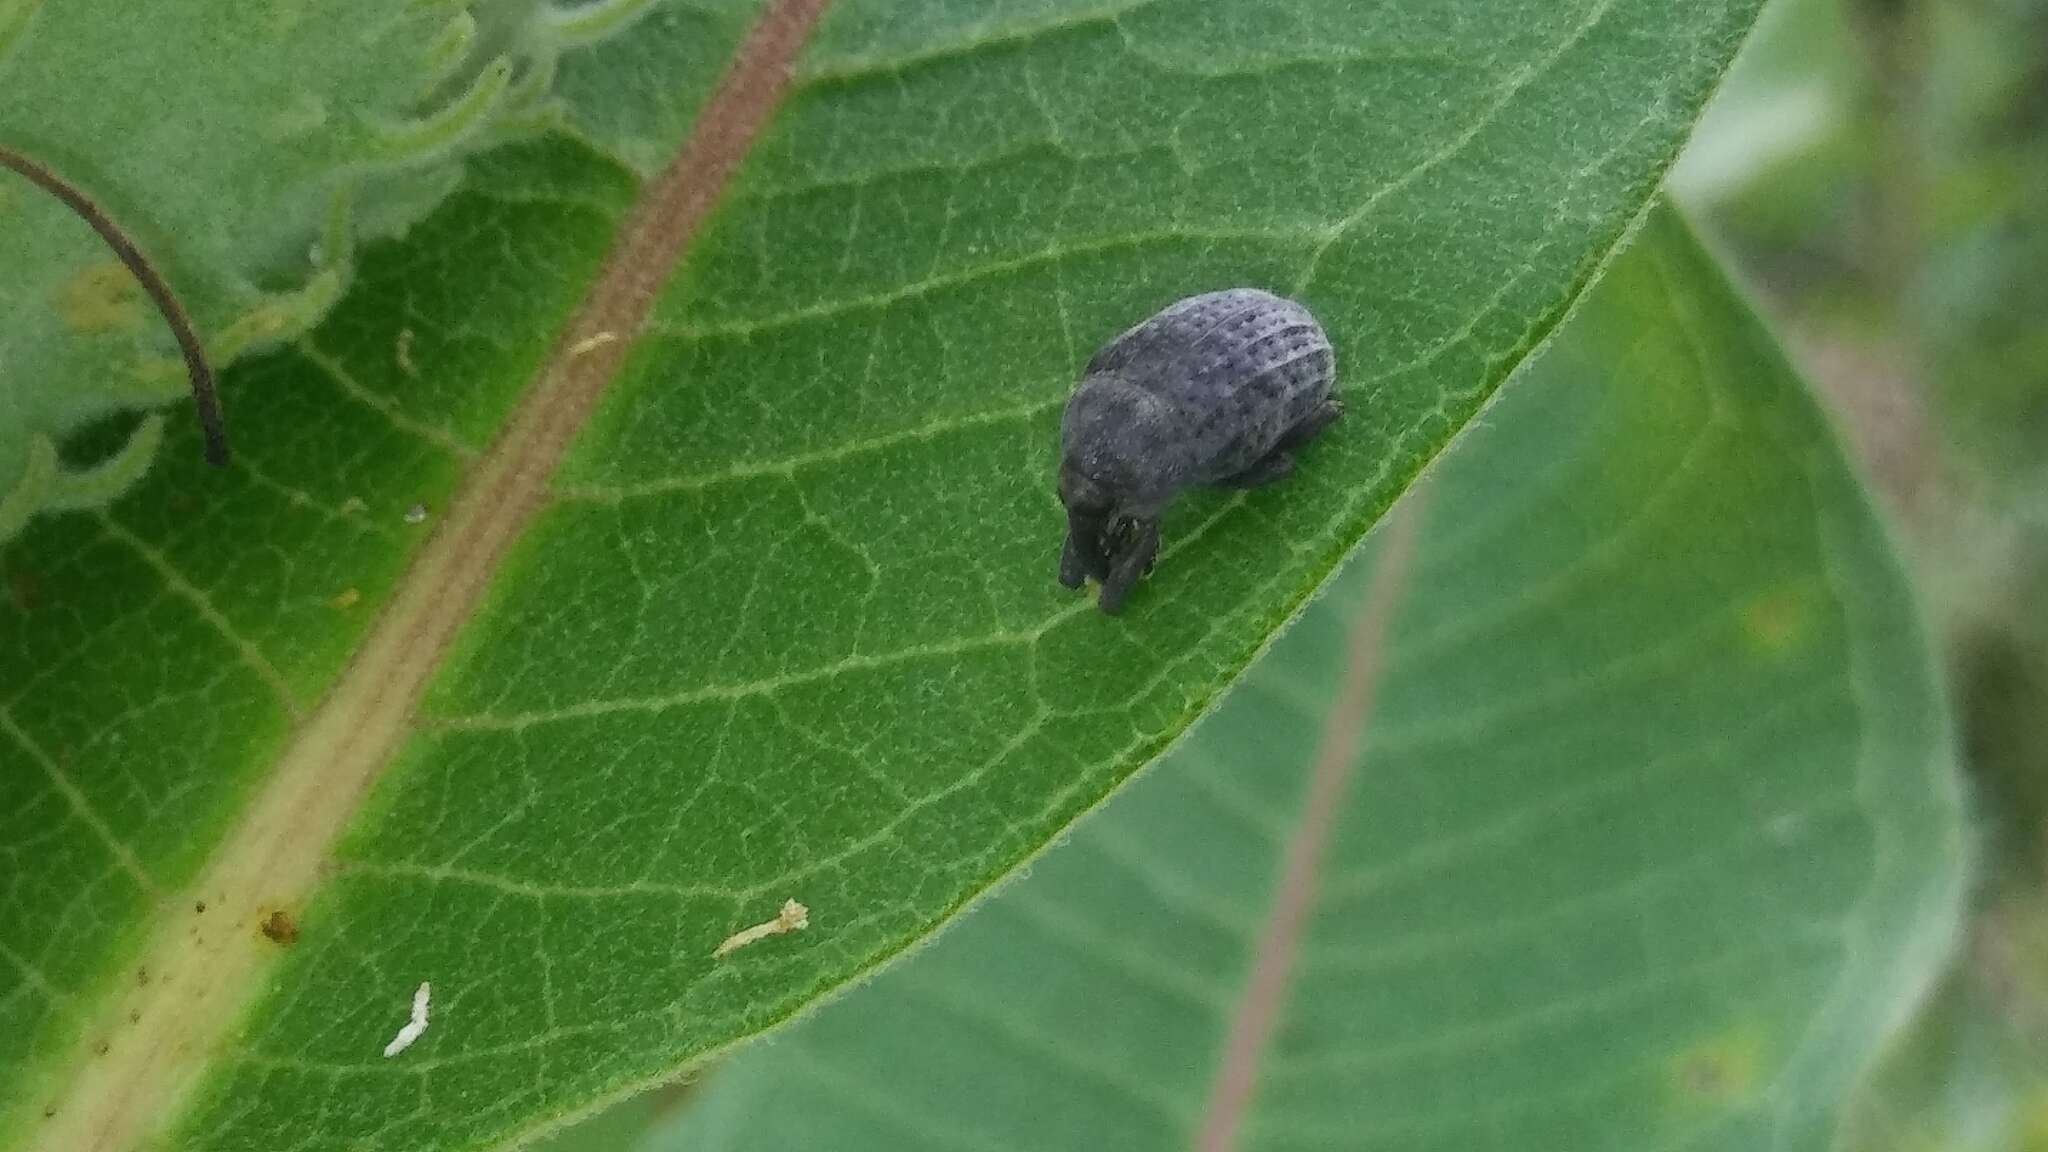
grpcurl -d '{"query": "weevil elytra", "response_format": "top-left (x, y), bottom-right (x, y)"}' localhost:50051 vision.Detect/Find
top-left (1058, 289), bottom-right (1340, 614)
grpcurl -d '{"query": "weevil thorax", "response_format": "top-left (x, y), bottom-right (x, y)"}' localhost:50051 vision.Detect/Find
top-left (1059, 372), bottom-right (1184, 521)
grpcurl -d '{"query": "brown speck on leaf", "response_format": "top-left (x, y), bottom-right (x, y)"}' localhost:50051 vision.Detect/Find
top-left (396, 328), bottom-right (417, 377)
top-left (6, 568), bottom-right (38, 613)
top-left (194, 901), bottom-right (206, 914)
top-left (260, 910), bottom-right (299, 945)
top-left (93, 1040), bottom-right (109, 1056)
top-left (128, 1010), bottom-right (141, 1024)
top-left (1681, 1058), bottom-right (1727, 1095)
top-left (135, 966), bottom-right (148, 986)
top-left (1667, 1029), bottom-right (1764, 1107)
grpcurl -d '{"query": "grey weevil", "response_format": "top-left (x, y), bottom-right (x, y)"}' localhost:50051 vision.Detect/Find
top-left (1058, 288), bottom-right (1340, 615)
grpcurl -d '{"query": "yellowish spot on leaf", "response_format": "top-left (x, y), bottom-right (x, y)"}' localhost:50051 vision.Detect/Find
top-left (1667, 1025), bottom-right (1769, 1113)
top-left (2021, 1085), bottom-right (2048, 1151)
top-left (127, 355), bottom-right (189, 401)
top-left (57, 261), bottom-right (145, 333)
top-left (330, 588), bottom-right (361, 611)
top-left (1740, 585), bottom-right (1810, 656)
top-left (396, 328), bottom-right (417, 377)
top-left (214, 265), bottom-right (346, 361)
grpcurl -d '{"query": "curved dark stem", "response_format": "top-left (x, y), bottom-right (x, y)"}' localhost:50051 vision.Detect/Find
top-left (0, 145), bottom-right (228, 466)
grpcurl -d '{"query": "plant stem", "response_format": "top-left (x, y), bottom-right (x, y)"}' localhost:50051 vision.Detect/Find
top-left (0, 145), bottom-right (228, 466)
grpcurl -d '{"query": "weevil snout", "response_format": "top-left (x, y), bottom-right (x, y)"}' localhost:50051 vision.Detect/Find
top-left (1057, 466), bottom-right (1116, 588)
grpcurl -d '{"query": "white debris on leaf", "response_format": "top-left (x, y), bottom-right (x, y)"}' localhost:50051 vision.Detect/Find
top-left (381, 981), bottom-right (431, 1058)
top-left (714, 899), bottom-right (809, 958)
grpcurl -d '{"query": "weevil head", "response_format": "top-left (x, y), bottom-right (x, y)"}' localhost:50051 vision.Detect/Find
top-left (1059, 374), bottom-right (1174, 586)
top-left (1057, 455), bottom-right (1115, 579)
top-left (1059, 375), bottom-right (1175, 506)
top-left (1057, 460), bottom-right (1115, 519)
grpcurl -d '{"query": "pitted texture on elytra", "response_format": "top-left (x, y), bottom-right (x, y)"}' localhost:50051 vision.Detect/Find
top-left (1077, 289), bottom-right (1334, 493)
top-left (2, 2), bottom-right (1772, 1150)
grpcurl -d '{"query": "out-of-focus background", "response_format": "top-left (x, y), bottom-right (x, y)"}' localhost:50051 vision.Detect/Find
top-left (539, 0), bottom-right (2048, 1145)
top-left (1689, 0), bottom-right (2048, 1141)
top-left (1679, 0), bottom-right (2048, 1143)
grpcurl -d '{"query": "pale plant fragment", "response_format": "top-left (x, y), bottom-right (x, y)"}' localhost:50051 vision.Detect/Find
top-left (381, 981), bottom-right (431, 1058)
top-left (568, 330), bottom-right (619, 357)
top-left (533, 0), bottom-right (665, 50)
top-left (714, 900), bottom-right (809, 958)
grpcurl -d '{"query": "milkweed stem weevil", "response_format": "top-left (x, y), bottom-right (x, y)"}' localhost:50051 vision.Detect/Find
top-left (1058, 289), bottom-right (1340, 615)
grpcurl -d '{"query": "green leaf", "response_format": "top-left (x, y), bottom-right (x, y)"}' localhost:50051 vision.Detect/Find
top-left (0, 0), bottom-right (654, 535)
top-left (1835, 872), bottom-right (2048, 1152)
top-left (643, 205), bottom-right (1968, 1152)
top-left (2, 4), bottom-right (1769, 1150)
top-left (525, 1085), bottom-right (682, 1152)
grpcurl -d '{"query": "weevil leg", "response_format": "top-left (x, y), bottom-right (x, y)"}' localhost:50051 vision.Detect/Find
top-left (1278, 397), bottom-right (1344, 452)
top-left (1058, 531), bottom-right (1092, 589)
top-left (1060, 510), bottom-right (1113, 588)
top-left (1218, 450), bottom-right (1296, 489)
top-left (1097, 520), bottom-right (1160, 616)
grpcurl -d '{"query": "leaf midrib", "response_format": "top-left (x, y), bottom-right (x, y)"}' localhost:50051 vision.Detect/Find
top-left (25, 3), bottom-right (835, 1149)
top-left (1192, 500), bottom-right (1425, 1151)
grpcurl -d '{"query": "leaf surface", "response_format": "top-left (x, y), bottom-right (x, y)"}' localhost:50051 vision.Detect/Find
top-left (0, 0), bottom-right (619, 533)
top-left (647, 205), bottom-right (1968, 1152)
top-left (1, 3), bottom-right (1766, 1149)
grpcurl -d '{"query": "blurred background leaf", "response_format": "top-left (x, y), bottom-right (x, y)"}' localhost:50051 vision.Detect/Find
top-left (1678, 1), bottom-right (2048, 1146)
